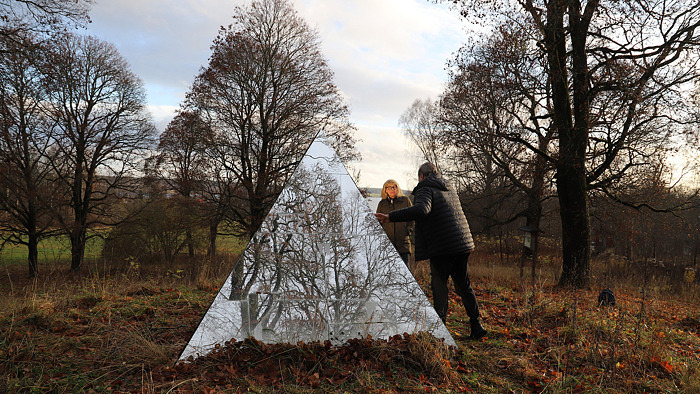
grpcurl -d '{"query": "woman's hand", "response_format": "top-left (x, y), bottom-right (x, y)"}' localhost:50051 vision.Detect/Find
top-left (374, 213), bottom-right (390, 223)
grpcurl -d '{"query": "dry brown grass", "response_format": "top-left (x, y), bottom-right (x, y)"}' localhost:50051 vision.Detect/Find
top-left (405, 331), bottom-right (457, 384)
top-left (1, 246), bottom-right (698, 392)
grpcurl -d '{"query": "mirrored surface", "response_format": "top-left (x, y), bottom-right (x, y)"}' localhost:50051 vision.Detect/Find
top-left (180, 131), bottom-right (454, 361)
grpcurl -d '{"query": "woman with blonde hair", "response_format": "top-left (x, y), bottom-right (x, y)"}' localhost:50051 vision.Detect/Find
top-left (376, 179), bottom-right (413, 266)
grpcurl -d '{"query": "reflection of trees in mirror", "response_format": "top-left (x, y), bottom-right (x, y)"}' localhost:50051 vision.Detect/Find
top-left (227, 159), bottom-right (435, 342)
top-left (181, 133), bottom-right (453, 360)
top-left (228, 164), bottom-right (344, 339)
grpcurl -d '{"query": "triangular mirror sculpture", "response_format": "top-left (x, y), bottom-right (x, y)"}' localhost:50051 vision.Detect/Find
top-left (180, 131), bottom-right (455, 361)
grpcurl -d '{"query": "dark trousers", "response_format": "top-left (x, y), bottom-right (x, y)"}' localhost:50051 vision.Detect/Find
top-left (399, 252), bottom-right (410, 267)
top-left (429, 252), bottom-right (480, 323)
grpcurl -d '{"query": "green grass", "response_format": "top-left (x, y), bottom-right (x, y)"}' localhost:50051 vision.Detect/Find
top-left (1, 232), bottom-right (247, 268)
top-left (0, 235), bottom-right (104, 266)
top-left (216, 234), bottom-right (248, 255)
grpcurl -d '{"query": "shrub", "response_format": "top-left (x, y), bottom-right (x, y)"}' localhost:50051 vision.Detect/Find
top-left (102, 197), bottom-right (206, 265)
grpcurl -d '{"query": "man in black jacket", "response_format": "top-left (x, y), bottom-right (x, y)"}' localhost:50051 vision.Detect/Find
top-left (375, 162), bottom-right (486, 340)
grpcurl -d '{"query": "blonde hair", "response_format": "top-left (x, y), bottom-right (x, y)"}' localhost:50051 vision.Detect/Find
top-left (381, 179), bottom-right (404, 199)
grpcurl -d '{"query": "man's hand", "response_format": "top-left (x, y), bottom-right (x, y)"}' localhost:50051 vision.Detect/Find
top-left (374, 213), bottom-right (390, 223)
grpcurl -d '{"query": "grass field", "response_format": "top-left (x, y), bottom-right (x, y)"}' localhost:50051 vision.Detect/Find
top-left (0, 245), bottom-right (698, 392)
top-left (0, 231), bottom-right (247, 268)
top-left (0, 235), bottom-right (104, 267)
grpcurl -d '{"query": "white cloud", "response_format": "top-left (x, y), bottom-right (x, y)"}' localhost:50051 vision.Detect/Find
top-left (334, 64), bottom-right (443, 125)
top-left (297, 0), bottom-right (464, 62)
top-left (87, 0), bottom-right (238, 87)
top-left (352, 124), bottom-right (423, 189)
top-left (147, 104), bottom-right (179, 125)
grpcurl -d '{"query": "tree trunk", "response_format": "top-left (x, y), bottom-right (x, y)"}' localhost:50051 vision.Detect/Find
top-left (527, 135), bottom-right (548, 286)
top-left (545, 2), bottom-right (592, 288)
top-left (207, 221), bottom-right (219, 261)
top-left (556, 162), bottom-right (590, 288)
top-left (70, 225), bottom-right (86, 271)
top-left (525, 203), bottom-right (542, 288)
top-left (27, 231), bottom-right (39, 278)
top-left (186, 229), bottom-right (195, 258)
top-left (247, 194), bottom-right (266, 238)
top-left (557, 6), bottom-right (592, 289)
top-left (71, 150), bottom-right (86, 272)
top-left (27, 200), bottom-right (39, 277)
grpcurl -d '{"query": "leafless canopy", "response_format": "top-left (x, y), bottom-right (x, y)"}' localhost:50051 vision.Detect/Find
top-left (0, 34), bottom-right (56, 276)
top-left (0, 0), bottom-right (92, 51)
top-left (443, 0), bottom-right (700, 287)
top-left (42, 33), bottom-right (156, 271)
top-left (187, 0), bottom-right (358, 237)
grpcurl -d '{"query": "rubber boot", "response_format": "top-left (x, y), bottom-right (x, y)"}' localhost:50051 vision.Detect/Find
top-left (469, 318), bottom-right (487, 340)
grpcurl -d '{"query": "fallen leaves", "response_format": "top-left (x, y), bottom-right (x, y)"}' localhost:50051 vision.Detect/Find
top-left (1, 273), bottom-right (698, 392)
top-left (161, 334), bottom-right (461, 391)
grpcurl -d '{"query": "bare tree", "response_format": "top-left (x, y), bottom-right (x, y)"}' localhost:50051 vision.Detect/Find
top-left (440, 21), bottom-right (557, 265)
top-left (0, 35), bottom-right (57, 277)
top-left (199, 156), bottom-right (239, 262)
top-left (401, 22), bottom-right (556, 244)
top-left (42, 33), bottom-right (155, 271)
top-left (147, 110), bottom-right (214, 258)
top-left (0, 0), bottom-right (91, 51)
top-left (187, 0), bottom-right (359, 238)
top-left (448, 0), bottom-right (700, 288)
top-left (399, 99), bottom-right (445, 173)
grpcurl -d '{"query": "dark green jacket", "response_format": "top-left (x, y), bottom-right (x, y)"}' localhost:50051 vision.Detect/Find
top-left (376, 196), bottom-right (413, 254)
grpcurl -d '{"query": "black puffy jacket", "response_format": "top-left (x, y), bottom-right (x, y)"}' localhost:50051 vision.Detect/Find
top-left (388, 175), bottom-right (474, 261)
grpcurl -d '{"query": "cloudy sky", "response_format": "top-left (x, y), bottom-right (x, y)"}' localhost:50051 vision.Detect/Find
top-left (83, 0), bottom-right (470, 189)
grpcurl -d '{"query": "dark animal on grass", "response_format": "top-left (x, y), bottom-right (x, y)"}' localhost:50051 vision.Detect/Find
top-left (598, 288), bottom-right (616, 307)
